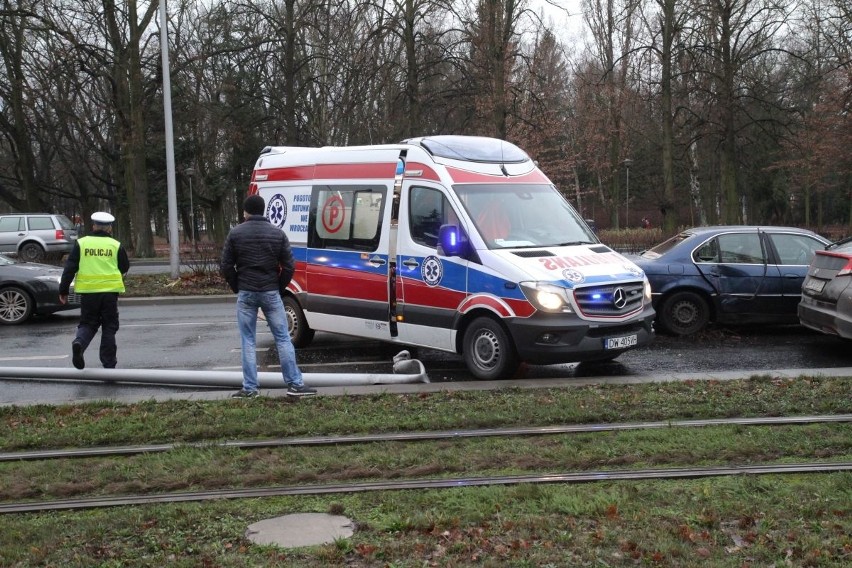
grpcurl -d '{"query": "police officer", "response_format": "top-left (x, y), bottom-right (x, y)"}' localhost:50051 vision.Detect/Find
top-left (59, 212), bottom-right (130, 369)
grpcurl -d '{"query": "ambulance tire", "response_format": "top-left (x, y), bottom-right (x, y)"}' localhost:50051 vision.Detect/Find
top-left (283, 295), bottom-right (315, 348)
top-left (463, 317), bottom-right (520, 380)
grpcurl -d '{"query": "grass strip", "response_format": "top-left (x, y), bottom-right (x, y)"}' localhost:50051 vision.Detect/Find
top-left (1, 423), bottom-right (850, 502)
top-left (1, 375), bottom-right (850, 566)
top-left (2, 375), bottom-right (850, 450)
top-left (0, 474), bottom-right (849, 566)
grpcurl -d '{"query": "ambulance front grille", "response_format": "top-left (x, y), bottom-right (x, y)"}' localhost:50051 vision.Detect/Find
top-left (573, 281), bottom-right (645, 317)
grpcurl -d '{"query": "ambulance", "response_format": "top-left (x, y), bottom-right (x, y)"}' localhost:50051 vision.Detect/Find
top-left (248, 135), bottom-right (655, 379)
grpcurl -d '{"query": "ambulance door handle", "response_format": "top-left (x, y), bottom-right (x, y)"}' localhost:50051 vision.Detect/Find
top-left (402, 258), bottom-right (419, 268)
top-left (368, 256), bottom-right (387, 266)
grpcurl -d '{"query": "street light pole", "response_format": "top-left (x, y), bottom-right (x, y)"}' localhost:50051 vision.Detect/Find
top-left (623, 158), bottom-right (633, 228)
top-left (159, 0), bottom-right (180, 278)
top-left (185, 167), bottom-right (195, 245)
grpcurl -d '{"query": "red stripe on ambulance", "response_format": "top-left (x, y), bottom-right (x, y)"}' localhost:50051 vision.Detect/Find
top-left (458, 294), bottom-right (515, 318)
top-left (307, 265), bottom-right (388, 301)
top-left (400, 278), bottom-right (465, 309)
top-left (447, 167), bottom-right (549, 184)
top-left (254, 163), bottom-right (399, 182)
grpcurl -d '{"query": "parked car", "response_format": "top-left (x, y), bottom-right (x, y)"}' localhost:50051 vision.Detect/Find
top-left (0, 253), bottom-right (80, 324)
top-left (798, 237), bottom-right (852, 340)
top-left (0, 212), bottom-right (78, 262)
top-left (631, 226), bottom-right (830, 335)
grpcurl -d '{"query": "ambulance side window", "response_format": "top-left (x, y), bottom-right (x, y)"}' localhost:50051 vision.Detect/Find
top-left (309, 185), bottom-right (384, 251)
top-left (409, 186), bottom-right (457, 248)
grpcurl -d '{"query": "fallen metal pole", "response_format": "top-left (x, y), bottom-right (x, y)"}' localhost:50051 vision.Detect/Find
top-left (0, 357), bottom-right (429, 388)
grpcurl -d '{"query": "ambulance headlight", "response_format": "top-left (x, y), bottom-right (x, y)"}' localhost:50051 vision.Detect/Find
top-left (520, 282), bottom-right (573, 313)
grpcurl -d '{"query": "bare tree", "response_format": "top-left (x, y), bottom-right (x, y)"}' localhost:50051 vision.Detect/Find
top-left (582, 0), bottom-right (640, 228)
top-left (0, 0), bottom-right (44, 211)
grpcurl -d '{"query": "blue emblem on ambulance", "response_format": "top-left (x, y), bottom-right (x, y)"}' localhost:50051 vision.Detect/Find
top-left (624, 264), bottom-right (644, 278)
top-left (562, 268), bottom-right (585, 285)
top-left (267, 194), bottom-right (288, 228)
top-left (421, 256), bottom-right (443, 287)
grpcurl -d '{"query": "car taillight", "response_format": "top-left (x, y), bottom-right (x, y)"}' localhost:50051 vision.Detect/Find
top-left (56, 229), bottom-right (66, 240)
top-left (838, 257), bottom-right (852, 277)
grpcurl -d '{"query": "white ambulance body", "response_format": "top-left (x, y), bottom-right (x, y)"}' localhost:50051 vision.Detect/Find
top-left (249, 135), bottom-right (655, 379)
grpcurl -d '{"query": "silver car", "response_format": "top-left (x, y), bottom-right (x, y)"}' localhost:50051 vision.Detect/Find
top-left (0, 213), bottom-right (78, 262)
top-left (799, 237), bottom-right (852, 340)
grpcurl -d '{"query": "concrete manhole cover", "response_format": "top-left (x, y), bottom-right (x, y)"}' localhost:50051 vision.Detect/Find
top-left (245, 512), bottom-right (354, 548)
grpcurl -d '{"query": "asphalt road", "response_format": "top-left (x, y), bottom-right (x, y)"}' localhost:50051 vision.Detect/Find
top-left (1, 296), bottom-right (851, 406)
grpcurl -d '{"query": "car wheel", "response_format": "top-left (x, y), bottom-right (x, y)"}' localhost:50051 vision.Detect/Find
top-left (657, 291), bottom-right (710, 336)
top-left (462, 316), bottom-right (519, 380)
top-left (0, 286), bottom-right (35, 325)
top-left (283, 295), bottom-right (315, 348)
top-left (19, 242), bottom-right (45, 262)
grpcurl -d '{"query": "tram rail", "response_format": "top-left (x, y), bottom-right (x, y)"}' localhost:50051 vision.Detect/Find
top-left (1, 461), bottom-right (849, 514)
top-left (2, 413), bottom-right (850, 462)
top-left (1, 413), bottom-right (850, 515)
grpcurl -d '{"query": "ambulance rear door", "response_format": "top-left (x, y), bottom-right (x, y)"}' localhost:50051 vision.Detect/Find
top-left (394, 181), bottom-right (469, 352)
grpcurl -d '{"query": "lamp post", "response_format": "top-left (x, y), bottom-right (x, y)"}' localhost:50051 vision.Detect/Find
top-left (185, 167), bottom-right (195, 245)
top-left (623, 158), bottom-right (633, 228)
top-left (160, 0), bottom-right (180, 277)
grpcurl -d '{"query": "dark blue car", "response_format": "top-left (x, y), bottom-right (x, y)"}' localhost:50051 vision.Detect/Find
top-left (631, 226), bottom-right (830, 335)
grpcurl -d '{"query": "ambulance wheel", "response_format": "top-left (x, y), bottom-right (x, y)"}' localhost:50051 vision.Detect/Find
top-left (463, 317), bottom-right (519, 380)
top-left (284, 295), bottom-right (314, 347)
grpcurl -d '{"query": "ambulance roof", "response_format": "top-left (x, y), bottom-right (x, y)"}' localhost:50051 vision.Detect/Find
top-left (259, 135), bottom-right (530, 165)
top-left (402, 136), bottom-right (530, 164)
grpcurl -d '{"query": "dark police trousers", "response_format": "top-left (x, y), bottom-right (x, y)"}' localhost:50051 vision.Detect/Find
top-left (75, 293), bottom-right (120, 368)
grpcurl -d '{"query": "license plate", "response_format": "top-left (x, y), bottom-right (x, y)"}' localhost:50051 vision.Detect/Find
top-left (803, 278), bottom-right (825, 294)
top-left (604, 334), bottom-right (638, 350)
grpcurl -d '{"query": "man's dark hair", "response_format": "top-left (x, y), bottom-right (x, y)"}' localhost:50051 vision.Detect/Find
top-left (244, 195), bottom-right (266, 216)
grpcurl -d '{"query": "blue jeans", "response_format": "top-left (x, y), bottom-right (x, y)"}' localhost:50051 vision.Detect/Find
top-left (236, 290), bottom-right (304, 392)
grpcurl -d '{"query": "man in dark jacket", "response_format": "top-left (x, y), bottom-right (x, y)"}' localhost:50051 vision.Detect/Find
top-left (220, 194), bottom-right (316, 398)
top-left (59, 211), bottom-right (130, 370)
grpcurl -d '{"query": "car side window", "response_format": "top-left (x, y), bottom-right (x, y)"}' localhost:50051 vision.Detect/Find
top-left (717, 233), bottom-right (765, 264)
top-left (409, 186), bottom-right (458, 248)
top-left (693, 239), bottom-right (719, 263)
top-left (0, 216), bottom-right (24, 232)
top-left (768, 233), bottom-right (824, 265)
top-left (309, 185), bottom-right (385, 251)
top-left (27, 217), bottom-right (54, 231)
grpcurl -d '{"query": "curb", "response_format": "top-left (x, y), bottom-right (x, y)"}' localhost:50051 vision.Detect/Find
top-left (119, 294), bottom-right (234, 305)
top-left (4, 368), bottom-right (850, 408)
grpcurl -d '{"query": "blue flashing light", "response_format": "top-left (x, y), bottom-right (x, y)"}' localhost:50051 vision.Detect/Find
top-left (438, 224), bottom-right (462, 256)
top-left (395, 159), bottom-right (405, 175)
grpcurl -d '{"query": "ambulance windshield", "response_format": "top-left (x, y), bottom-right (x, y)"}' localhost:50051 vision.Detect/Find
top-left (456, 184), bottom-right (597, 250)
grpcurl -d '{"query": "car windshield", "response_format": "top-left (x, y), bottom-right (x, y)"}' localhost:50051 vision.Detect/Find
top-left (0, 254), bottom-right (14, 266)
top-left (453, 184), bottom-right (597, 249)
top-left (828, 236), bottom-right (852, 251)
top-left (639, 232), bottom-right (695, 259)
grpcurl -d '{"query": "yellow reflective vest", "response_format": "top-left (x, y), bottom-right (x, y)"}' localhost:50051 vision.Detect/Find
top-left (74, 236), bottom-right (125, 293)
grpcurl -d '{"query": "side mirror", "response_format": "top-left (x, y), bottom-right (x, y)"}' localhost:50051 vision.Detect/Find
top-left (437, 224), bottom-right (463, 257)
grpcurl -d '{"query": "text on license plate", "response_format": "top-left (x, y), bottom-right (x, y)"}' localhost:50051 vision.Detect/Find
top-left (604, 334), bottom-right (638, 350)
top-left (803, 278), bottom-right (825, 294)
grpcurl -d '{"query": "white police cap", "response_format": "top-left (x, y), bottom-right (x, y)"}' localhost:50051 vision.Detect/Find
top-left (91, 212), bottom-right (115, 224)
